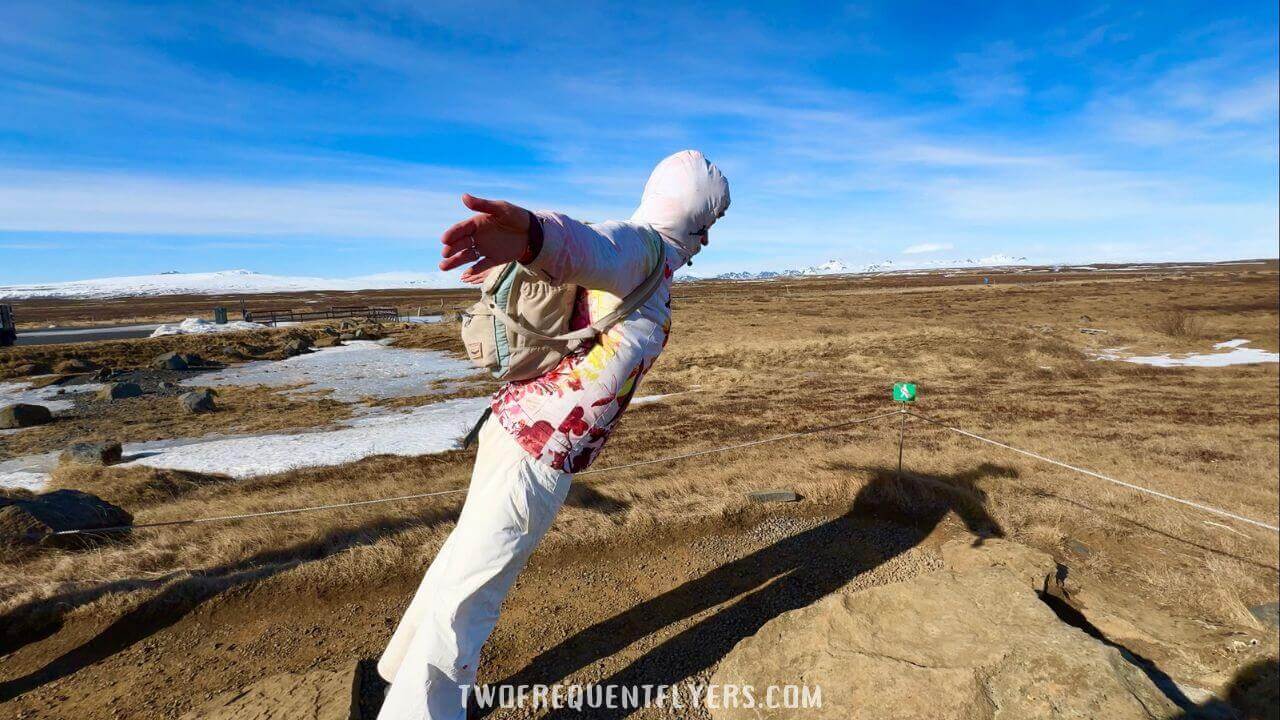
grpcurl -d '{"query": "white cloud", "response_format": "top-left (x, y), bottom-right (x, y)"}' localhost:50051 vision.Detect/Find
top-left (902, 242), bottom-right (952, 255)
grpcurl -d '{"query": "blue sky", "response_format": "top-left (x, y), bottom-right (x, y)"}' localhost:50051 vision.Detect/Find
top-left (1, 1), bottom-right (1276, 283)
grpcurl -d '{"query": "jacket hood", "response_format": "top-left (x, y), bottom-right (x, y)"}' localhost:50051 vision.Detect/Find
top-left (630, 150), bottom-right (730, 262)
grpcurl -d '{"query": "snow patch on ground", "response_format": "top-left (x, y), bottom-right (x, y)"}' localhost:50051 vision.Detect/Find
top-left (125, 396), bottom-right (489, 478)
top-left (183, 341), bottom-right (477, 402)
top-left (0, 452), bottom-right (58, 491)
top-left (1092, 339), bottom-right (1279, 367)
top-left (150, 317), bottom-right (265, 337)
top-left (0, 379), bottom-right (103, 412)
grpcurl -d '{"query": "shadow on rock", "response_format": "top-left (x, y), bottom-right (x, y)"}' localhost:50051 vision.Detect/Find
top-left (483, 463), bottom-right (1009, 719)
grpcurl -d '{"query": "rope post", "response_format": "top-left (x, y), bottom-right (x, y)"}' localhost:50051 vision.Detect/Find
top-left (897, 408), bottom-right (906, 479)
top-left (891, 382), bottom-right (917, 479)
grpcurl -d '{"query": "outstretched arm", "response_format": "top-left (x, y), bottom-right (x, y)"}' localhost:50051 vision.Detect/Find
top-left (439, 195), bottom-right (661, 295)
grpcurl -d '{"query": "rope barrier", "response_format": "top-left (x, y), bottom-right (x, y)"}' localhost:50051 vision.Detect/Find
top-left (45, 409), bottom-right (903, 537)
top-left (904, 410), bottom-right (1280, 533)
top-left (39, 407), bottom-right (1278, 539)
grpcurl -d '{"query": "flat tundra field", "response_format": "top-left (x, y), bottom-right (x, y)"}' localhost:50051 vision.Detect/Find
top-left (1, 261), bottom-right (1278, 718)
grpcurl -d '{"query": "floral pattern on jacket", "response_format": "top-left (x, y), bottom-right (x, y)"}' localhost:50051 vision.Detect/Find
top-left (491, 212), bottom-right (674, 473)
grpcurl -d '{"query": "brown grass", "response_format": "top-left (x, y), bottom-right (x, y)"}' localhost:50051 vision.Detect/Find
top-left (0, 262), bottom-right (1277, 717)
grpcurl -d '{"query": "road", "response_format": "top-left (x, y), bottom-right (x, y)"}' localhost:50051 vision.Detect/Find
top-left (12, 322), bottom-right (163, 346)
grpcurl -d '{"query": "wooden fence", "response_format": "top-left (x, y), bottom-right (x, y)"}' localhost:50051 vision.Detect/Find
top-left (243, 305), bottom-right (400, 327)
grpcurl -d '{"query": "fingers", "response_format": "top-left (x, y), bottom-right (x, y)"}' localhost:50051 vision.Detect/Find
top-left (440, 216), bottom-right (480, 256)
top-left (468, 256), bottom-right (501, 276)
top-left (462, 193), bottom-right (528, 229)
top-left (462, 193), bottom-right (510, 218)
top-left (440, 246), bottom-right (479, 271)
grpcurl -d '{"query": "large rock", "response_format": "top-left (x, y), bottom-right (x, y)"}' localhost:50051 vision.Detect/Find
top-left (152, 351), bottom-right (207, 370)
top-left (0, 403), bottom-right (53, 429)
top-left (179, 667), bottom-right (359, 720)
top-left (0, 489), bottom-right (132, 544)
top-left (96, 382), bottom-right (143, 401)
top-left (60, 441), bottom-right (123, 466)
top-left (180, 389), bottom-right (217, 414)
top-left (940, 537), bottom-right (1060, 593)
top-left (711, 564), bottom-right (1180, 719)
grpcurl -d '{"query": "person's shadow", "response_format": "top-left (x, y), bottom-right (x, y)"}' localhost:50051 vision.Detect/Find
top-left (481, 462), bottom-right (1010, 718)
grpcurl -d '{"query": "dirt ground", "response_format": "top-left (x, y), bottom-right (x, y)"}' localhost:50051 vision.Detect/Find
top-left (1, 261), bottom-right (1278, 719)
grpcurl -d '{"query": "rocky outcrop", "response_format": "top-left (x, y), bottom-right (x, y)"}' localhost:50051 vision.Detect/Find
top-left (60, 441), bottom-right (123, 466)
top-left (0, 489), bottom-right (132, 544)
top-left (711, 548), bottom-right (1180, 719)
top-left (96, 382), bottom-right (143, 400)
top-left (178, 666), bottom-right (359, 720)
top-left (0, 403), bottom-right (53, 429)
top-left (180, 389), bottom-right (217, 413)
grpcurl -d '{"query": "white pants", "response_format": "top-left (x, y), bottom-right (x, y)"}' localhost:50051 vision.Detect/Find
top-left (377, 418), bottom-right (572, 720)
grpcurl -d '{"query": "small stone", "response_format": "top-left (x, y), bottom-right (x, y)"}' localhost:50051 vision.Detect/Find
top-left (96, 382), bottom-right (143, 401)
top-left (0, 403), bottom-right (53, 429)
top-left (1066, 538), bottom-right (1092, 556)
top-left (747, 490), bottom-right (801, 503)
top-left (1249, 602), bottom-right (1279, 628)
top-left (1080, 328), bottom-right (1108, 335)
top-left (60, 441), bottom-right (123, 466)
top-left (180, 389), bottom-right (217, 413)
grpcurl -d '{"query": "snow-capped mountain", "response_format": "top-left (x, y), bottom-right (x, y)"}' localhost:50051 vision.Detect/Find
top-left (2, 253), bottom-right (1034, 299)
top-left (680, 254), bottom-right (1030, 281)
top-left (0, 269), bottom-right (468, 300)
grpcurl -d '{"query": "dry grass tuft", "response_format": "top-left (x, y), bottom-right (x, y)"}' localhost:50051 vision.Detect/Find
top-left (1148, 308), bottom-right (1208, 340)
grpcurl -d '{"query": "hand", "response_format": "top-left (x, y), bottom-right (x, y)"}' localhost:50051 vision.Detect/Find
top-left (460, 266), bottom-right (493, 285)
top-left (439, 194), bottom-right (531, 275)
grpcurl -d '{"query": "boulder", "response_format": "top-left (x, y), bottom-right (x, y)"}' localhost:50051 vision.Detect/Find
top-left (178, 666), bottom-right (359, 720)
top-left (710, 564), bottom-right (1180, 719)
top-left (180, 389), bottom-right (217, 413)
top-left (282, 336), bottom-right (313, 357)
top-left (1, 403), bottom-right (54, 429)
top-left (315, 335), bottom-right (344, 348)
top-left (0, 489), bottom-right (132, 545)
top-left (54, 357), bottom-right (95, 373)
top-left (60, 441), bottom-right (123, 466)
top-left (152, 351), bottom-right (189, 370)
top-left (96, 382), bottom-right (143, 401)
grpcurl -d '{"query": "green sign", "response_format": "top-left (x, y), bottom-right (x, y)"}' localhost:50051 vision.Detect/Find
top-left (892, 382), bottom-right (917, 403)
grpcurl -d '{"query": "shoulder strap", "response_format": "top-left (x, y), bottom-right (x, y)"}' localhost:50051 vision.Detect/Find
top-left (490, 227), bottom-right (667, 343)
